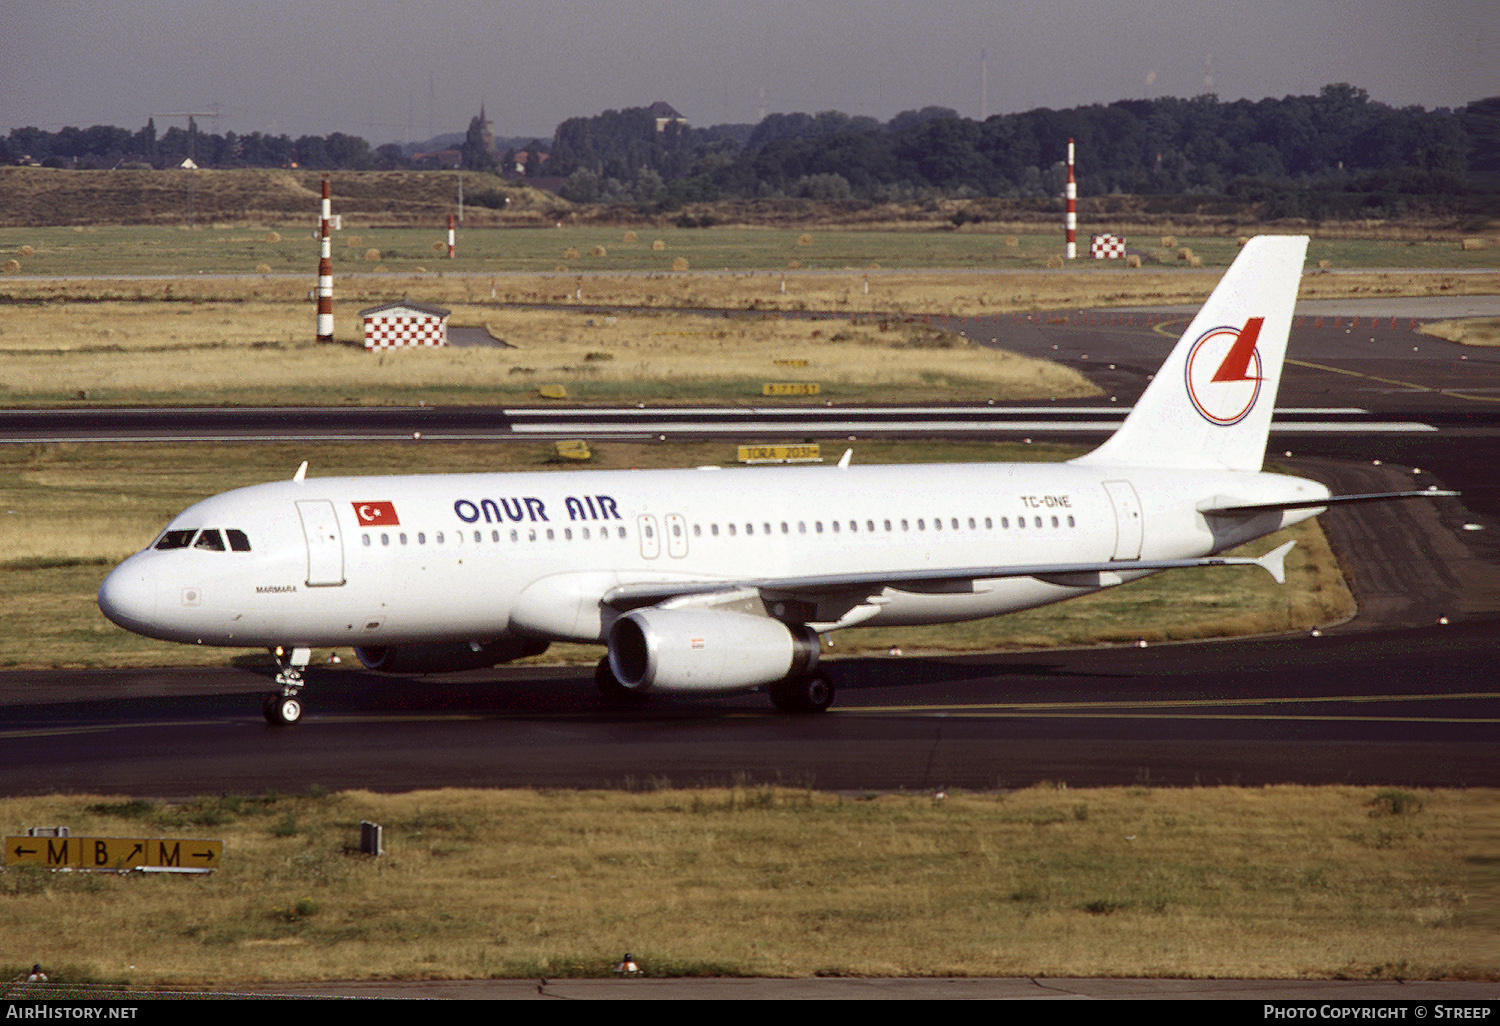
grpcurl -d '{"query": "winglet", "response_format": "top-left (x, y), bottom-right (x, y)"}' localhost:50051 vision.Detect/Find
top-left (838, 449), bottom-right (853, 469)
top-left (292, 461), bottom-right (308, 483)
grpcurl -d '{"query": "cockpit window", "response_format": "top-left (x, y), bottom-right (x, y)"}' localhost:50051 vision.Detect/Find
top-left (154, 528), bottom-right (251, 552)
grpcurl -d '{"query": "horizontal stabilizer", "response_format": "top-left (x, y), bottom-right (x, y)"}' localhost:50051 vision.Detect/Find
top-left (1203, 489), bottom-right (1458, 515)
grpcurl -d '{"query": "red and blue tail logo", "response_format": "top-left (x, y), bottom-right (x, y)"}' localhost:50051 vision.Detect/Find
top-left (1184, 317), bottom-right (1265, 426)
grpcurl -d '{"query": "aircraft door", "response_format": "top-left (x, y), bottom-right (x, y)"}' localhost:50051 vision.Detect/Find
top-left (664, 513), bottom-right (688, 558)
top-left (1102, 480), bottom-right (1143, 561)
top-left (637, 514), bottom-right (661, 559)
top-left (296, 500), bottom-right (346, 586)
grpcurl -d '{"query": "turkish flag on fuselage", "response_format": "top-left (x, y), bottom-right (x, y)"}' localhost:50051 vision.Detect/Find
top-left (353, 501), bottom-right (400, 526)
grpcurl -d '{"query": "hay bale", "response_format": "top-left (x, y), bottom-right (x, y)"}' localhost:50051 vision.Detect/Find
top-left (254, 263), bottom-right (272, 274)
top-left (19, 245), bottom-right (34, 257)
top-left (1161, 235), bottom-right (1176, 248)
top-left (672, 257), bottom-right (689, 272)
top-left (797, 233), bottom-right (812, 246)
top-left (652, 239), bottom-right (666, 251)
top-left (1317, 259), bottom-right (1331, 270)
top-left (1237, 236), bottom-right (1250, 246)
top-left (3, 259), bottom-right (19, 273)
top-left (1045, 254), bottom-right (1064, 269)
top-left (1125, 254), bottom-right (1142, 268)
top-left (623, 231), bottom-right (637, 242)
top-left (787, 260), bottom-right (801, 269)
top-left (1188, 255), bottom-right (1203, 267)
top-left (564, 247), bottom-right (580, 260)
top-left (1461, 237), bottom-right (1489, 251)
top-left (265, 231), bottom-right (281, 244)
top-left (591, 245), bottom-right (607, 257)
top-left (431, 241), bottom-right (445, 252)
top-left (363, 248), bottom-right (381, 262)
top-left (1005, 236), bottom-right (1019, 248)
top-left (1177, 247), bottom-right (1196, 261)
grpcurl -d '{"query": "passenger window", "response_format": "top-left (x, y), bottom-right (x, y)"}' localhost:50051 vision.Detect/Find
top-left (362, 533), bottom-right (371, 547)
top-left (866, 520), bottom-right (874, 532)
top-left (400, 533), bottom-right (408, 545)
top-left (565, 528), bottom-right (573, 540)
top-left (830, 521), bottom-right (838, 533)
top-left (1017, 518), bottom-right (1025, 529)
top-left (436, 532), bottom-right (445, 544)
top-left (952, 518), bottom-right (960, 530)
top-left (474, 530), bottom-right (482, 543)
top-left (932, 519), bottom-right (941, 531)
top-left (194, 529), bottom-right (225, 551)
top-left (154, 530), bottom-right (197, 550)
top-left (226, 529), bottom-right (251, 551)
top-left (418, 532), bottom-right (426, 544)
top-left (381, 533), bottom-right (390, 546)
top-left (1051, 516), bottom-right (1059, 528)
top-left (967, 518), bottom-right (975, 530)
top-left (1034, 516), bottom-right (1042, 528)
top-left (1068, 516), bottom-right (1076, 527)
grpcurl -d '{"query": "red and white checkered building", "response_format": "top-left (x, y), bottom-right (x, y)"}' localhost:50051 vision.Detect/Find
top-left (360, 300), bottom-right (451, 350)
top-left (1089, 233), bottom-right (1127, 260)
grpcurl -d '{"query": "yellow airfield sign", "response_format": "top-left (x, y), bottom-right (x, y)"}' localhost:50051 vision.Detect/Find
top-left (762, 382), bottom-right (822, 396)
top-left (6, 835), bottom-right (222, 871)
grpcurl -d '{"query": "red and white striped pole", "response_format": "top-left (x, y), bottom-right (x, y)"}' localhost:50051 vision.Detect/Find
top-left (316, 175), bottom-right (333, 342)
top-left (447, 214), bottom-right (456, 259)
top-left (1065, 138), bottom-right (1077, 260)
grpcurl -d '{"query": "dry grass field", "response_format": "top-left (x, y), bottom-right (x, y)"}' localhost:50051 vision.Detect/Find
top-left (0, 785), bottom-right (1493, 985)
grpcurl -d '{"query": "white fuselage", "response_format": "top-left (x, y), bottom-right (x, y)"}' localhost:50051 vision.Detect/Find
top-left (97, 460), bottom-right (1326, 651)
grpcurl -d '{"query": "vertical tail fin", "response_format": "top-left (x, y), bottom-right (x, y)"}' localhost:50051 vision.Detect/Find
top-left (1071, 234), bottom-right (1308, 472)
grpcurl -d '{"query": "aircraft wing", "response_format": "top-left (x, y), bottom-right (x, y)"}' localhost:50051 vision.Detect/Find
top-left (600, 541), bottom-right (1297, 613)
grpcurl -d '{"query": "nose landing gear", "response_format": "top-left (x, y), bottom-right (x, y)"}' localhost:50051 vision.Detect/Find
top-left (263, 646), bottom-right (311, 725)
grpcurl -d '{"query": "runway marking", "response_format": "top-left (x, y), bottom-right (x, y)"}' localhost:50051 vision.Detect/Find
top-left (1284, 358), bottom-right (1500, 404)
top-left (842, 691), bottom-right (1500, 721)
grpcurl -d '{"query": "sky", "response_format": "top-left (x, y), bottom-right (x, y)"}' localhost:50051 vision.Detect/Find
top-left (3, 0), bottom-right (1495, 145)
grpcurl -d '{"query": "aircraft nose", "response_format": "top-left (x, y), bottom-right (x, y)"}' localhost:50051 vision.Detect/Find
top-left (97, 559), bottom-right (158, 634)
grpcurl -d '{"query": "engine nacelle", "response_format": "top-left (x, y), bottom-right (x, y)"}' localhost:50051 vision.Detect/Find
top-left (607, 608), bottom-right (820, 694)
top-left (354, 637), bottom-right (550, 674)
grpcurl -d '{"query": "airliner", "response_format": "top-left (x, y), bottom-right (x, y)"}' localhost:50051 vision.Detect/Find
top-left (97, 236), bottom-right (1447, 723)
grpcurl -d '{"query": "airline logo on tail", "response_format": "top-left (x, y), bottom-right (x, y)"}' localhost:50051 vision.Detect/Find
top-left (1184, 317), bottom-right (1265, 426)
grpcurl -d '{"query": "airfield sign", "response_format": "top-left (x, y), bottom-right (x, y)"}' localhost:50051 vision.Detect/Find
top-left (6, 835), bottom-right (222, 872)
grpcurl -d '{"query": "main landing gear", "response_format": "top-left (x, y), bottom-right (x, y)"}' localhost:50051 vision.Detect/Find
top-left (768, 670), bottom-right (835, 714)
top-left (263, 646), bottom-right (310, 725)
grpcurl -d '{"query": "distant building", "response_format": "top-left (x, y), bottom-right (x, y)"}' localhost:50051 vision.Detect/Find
top-left (360, 300), bottom-right (451, 350)
top-left (648, 101), bottom-right (688, 133)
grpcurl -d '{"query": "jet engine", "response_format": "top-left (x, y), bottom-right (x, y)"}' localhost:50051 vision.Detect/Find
top-left (354, 637), bottom-right (550, 674)
top-left (607, 608), bottom-right (820, 694)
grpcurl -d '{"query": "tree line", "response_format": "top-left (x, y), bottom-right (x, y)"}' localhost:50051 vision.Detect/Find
top-left (6, 86), bottom-right (1496, 220)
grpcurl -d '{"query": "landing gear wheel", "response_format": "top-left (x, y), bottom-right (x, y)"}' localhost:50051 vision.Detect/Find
top-left (769, 670), bottom-right (835, 714)
top-left (263, 693), bottom-right (303, 725)
top-left (595, 657), bottom-right (647, 705)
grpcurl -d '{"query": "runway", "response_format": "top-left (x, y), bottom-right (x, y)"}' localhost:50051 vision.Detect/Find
top-left (1, 297), bottom-right (1496, 797)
